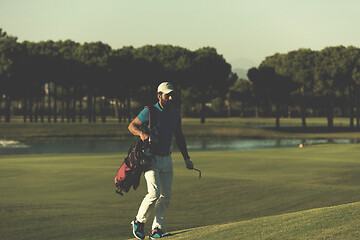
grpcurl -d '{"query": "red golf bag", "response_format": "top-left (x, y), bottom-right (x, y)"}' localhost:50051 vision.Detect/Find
top-left (114, 145), bottom-right (142, 196)
top-left (114, 106), bottom-right (157, 196)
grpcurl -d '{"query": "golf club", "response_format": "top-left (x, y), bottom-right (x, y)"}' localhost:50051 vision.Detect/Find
top-left (172, 159), bottom-right (202, 179)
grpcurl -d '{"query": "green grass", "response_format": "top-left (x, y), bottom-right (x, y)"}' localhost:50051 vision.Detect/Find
top-left (169, 202), bottom-right (360, 239)
top-left (1, 144), bottom-right (360, 239)
top-left (1, 117), bottom-right (360, 141)
top-left (0, 121), bottom-right (132, 140)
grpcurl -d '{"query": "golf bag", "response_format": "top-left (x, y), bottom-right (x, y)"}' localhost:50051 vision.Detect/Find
top-left (114, 145), bottom-right (142, 196)
top-left (114, 106), bottom-right (157, 196)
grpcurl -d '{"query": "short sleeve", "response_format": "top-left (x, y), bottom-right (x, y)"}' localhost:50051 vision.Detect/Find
top-left (137, 107), bottom-right (149, 124)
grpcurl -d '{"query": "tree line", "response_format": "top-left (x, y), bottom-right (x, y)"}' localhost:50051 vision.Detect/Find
top-left (0, 29), bottom-right (233, 124)
top-left (230, 47), bottom-right (360, 129)
top-left (1, 28), bottom-right (360, 129)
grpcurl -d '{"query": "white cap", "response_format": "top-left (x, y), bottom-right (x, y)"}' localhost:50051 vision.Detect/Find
top-left (157, 82), bottom-right (174, 94)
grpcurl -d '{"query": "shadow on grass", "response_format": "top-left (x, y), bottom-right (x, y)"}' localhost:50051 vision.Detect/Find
top-left (168, 230), bottom-right (191, 237)
top-left (128, 230), bottom-right (191, 239)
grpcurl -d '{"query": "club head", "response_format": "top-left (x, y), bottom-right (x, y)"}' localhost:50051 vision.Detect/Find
top-left (194, 168), bottom-right (201, 179)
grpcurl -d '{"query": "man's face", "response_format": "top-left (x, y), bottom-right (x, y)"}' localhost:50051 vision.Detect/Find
top-left (158, 92), bottom-right (174, 109)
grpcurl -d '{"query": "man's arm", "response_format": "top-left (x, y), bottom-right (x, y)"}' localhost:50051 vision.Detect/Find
top-left (128, 117), bottom-right (149, 142)
top-left (174, 125), bottom-right (193, 169)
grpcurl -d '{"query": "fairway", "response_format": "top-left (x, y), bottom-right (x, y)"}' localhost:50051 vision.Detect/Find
top-left (1, 144), bottom-right (360, 239)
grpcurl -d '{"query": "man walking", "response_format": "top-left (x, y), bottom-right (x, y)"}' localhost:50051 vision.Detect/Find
top-left (128, 82), bottom-right (194, 239)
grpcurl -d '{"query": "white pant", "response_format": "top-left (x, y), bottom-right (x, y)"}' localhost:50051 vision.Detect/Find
top-left (136, 155), bottom-right (173, 230)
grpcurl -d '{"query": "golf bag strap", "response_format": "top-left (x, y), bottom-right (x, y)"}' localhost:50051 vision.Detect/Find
top-left (144, 105), bottom-right (157, 131)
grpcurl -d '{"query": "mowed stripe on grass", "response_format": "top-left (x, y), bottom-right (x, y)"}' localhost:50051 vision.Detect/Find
top-left (168, 201), bottom-right (360, 240)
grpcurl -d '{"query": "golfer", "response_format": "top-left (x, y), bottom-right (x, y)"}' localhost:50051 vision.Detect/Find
top-left (128, 82), bottom-right (194, 239)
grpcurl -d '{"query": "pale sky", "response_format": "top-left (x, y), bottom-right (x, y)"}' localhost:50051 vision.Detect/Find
top-left (1, 0), bottom-right (360, 69)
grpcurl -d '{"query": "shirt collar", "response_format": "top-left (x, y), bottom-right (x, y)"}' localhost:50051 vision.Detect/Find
top-left (155, 102), bottom-right (163, 112)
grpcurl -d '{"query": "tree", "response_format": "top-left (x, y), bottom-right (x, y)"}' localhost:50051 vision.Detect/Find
top-left (108, 47), bottom-right (133, 122)
top-left (339, 46), bottom-right (360, 128)
top-left (248, 67), bottom-right (297, 128)
top-left (189, 47), bottom-right (233, 123)
top-left (211, 97), bottom-right (225, 116)
top-left (74, 42), bottom-right (111, 122)
top-left (261, 49), bottom-right (316, 130)
top-left (0, 32), bottom-right (21, 122)
top-left (228, 78), bottom-right (254, 117)
top-left (352, 57), bottom-right (360, 128)
top-left (314, 46), bottom-right (346, 129)
top-left (0, 28), bottom-right (9, 121)
top-left (53, 40), bottom-right (81, 122)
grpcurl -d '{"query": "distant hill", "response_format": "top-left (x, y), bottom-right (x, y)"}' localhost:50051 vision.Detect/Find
top-left (229, 57), bottom-right (258, 79)
top-left (232, 67), bottom-right (249, 79)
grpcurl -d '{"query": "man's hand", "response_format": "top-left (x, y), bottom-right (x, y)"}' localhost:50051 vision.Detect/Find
top-left (184, 158), bottom-right (194, 170)
top-left (128, 117), bottom-right (150, 142)
top-left (140, 132), bottom-right (150, 142)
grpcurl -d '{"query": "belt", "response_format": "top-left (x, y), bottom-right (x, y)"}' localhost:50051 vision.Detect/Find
top-left (153, 151), bottom-right (171, 156)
